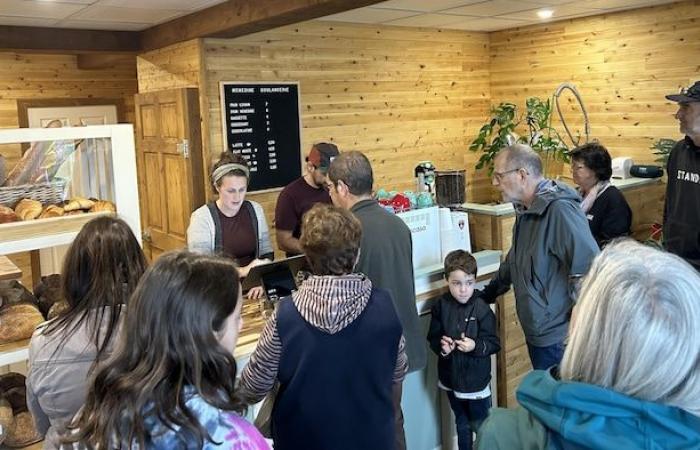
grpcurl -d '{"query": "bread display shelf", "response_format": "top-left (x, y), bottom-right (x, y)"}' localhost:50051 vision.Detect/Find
top-left (0, 338), bottom-right (30, 367)
top-left (0, 211), bottom-right (114, 254)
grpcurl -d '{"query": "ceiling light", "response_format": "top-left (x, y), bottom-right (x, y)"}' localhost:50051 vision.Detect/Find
top-left (537, 9), bottom-right (554, 19)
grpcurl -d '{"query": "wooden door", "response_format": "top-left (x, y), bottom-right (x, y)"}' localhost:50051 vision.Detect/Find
top-left (134, 88), bottom-right (204, 261)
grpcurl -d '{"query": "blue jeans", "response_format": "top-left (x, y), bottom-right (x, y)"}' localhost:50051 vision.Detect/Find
top-left (527, 342), bottom-right (565, 370)
top-left (446, 391), bottom-right (491, 450)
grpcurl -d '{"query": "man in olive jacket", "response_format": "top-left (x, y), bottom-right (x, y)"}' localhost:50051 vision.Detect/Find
top-left (328, 151), bottom-right (426, 450)
top-left (482, 144), bottom-right (599, 371)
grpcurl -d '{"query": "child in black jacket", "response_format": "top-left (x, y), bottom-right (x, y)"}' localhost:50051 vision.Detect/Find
top-left (427, 250), bottom-right (500, 450)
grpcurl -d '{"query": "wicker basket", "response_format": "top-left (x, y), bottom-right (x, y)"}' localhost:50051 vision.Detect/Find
top-left (0, 179), bottom-right (67, 207)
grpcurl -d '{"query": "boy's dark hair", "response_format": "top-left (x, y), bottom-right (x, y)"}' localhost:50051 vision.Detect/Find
top-left (444, 250), bottom-right (477, 278)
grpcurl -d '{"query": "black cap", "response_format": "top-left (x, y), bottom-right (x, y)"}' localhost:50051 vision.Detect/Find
top-left (666, 81), bottom-right (700, 103)
top-left (307, 142), bottom-right (339, 173)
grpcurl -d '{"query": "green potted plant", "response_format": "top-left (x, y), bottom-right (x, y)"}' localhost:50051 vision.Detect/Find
top-left (469, 97), bottom-right (570, 177)
top-left (650, 138), bottom-right (675, 168)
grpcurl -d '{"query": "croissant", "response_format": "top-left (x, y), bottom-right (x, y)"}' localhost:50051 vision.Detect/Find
top-left (0, 205), bottom-right (18, 224)
top-left (38, 205), bottom-right (64, 219)
top-left (89, 200), bottom-right (116, 214)
top-left (63, 197), bottom-right (95, 212)
top-left (14, 199), bottom-right (42, 221)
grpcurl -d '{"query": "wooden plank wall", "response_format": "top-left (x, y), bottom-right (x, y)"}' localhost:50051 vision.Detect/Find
top-left (202, 20), bottom-right (493, 235)
top-left (136, 40), bottom-right (201, 93)
top-left (490, 0), bottom-right (699, 169)
top-left (0, 51), bottom-right (137, 288)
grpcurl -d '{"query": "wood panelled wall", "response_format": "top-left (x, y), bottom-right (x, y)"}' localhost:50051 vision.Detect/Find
top-left (203, 21), bottom-right (492, 226)
top-left (136, 40), bottom-right (201, 93)
top-left (0, 51), bottom-right (137, 287)
top-left (490, 0), bottom-right (699, 167)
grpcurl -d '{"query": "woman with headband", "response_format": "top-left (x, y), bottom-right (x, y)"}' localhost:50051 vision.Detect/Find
top-left (188, 152), bottom-right (274, 299)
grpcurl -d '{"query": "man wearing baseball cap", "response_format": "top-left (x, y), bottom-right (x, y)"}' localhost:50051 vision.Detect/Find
top-left (275, 142), bottom-right (339, 256)
top-left (664, 81), bottom-right (700, 271)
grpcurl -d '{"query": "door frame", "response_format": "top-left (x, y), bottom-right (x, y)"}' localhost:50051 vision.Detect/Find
top-left (17, 97), bottom-right (127, 128)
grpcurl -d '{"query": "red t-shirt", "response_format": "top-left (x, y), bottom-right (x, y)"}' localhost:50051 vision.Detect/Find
top-left (217, 205), bottom-right (256, 267)
top-left (275, 177), bottom-right (331, 239)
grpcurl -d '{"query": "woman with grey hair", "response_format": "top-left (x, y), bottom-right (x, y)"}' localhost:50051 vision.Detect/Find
top-left (187, 152), bottom-right (273, 299)
top-left (476, 239), bottom-right (700, 449)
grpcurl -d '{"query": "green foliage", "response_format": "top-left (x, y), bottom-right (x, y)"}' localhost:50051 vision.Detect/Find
top-left (469, 97), bottom-right (570, 176)
top-left (650, 138), bottom-right (675, 169)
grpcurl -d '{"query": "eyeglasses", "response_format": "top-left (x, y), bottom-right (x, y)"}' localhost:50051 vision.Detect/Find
top-left (492, 168), bottom-right (521, 182)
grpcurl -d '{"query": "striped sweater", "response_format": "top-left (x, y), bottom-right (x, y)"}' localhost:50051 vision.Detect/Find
top-left (239, 274), bottom-right (408, 403)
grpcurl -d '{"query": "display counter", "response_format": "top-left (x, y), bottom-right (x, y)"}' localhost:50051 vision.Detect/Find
top-left (463, 176), bottom-right (664, 407)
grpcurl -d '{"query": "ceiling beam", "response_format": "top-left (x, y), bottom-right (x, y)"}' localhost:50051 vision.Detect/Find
top-left (0, 26), bottom-right (140, 53)
top-left (140, 0), bottom-right (385, 51)
top-left (76, 53), bottom-right (137, 70)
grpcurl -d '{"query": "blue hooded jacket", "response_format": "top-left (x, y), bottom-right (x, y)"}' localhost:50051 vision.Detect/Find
top-left (477, 369), bottom-right (700, 450)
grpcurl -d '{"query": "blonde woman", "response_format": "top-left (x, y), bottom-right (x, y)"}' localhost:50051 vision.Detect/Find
top-left (477, 240), bottom-right (700, 449)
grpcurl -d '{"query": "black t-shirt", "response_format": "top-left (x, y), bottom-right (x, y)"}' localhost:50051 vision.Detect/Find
top-left (664, 137), bottom-right (700, 271)
top-left (217, 205), bottom-right (256, 267)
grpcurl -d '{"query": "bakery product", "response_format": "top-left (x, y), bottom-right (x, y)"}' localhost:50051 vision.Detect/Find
top-left (0, 303), bottom-right (44, 344)
top-left (63, 196), bottom-right (95, 212)
top-left (38, 204), bottom-right (64, 219)
top-left (14, 199), bottom-right (42, 221)
top-left (89, 200), bottom-right (116, 214)
top-left (0, 205), bottom-right (18, 224)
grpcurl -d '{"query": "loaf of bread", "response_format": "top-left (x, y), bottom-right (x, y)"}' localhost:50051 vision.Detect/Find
top-left (0, 303), bottom-right (44, 344)
top-left (38, 204), bottom-right (64, 219)
top-left (63, 196), bottom-right (95, 212)
top-left (89, 200), bottom-right (116, 213)
top-left (0, 373), bottom-right (42, 447)
top-left (0, 205), bottom-right (17, 224)
top-left (14, 199), bottom-right (42, 221)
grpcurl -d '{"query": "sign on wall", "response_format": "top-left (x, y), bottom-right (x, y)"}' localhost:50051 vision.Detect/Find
top-left (220, 82), bottom-right (303, 193)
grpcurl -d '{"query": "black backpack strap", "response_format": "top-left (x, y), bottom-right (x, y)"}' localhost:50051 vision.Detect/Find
top-left (243, 200), bottom-right (260, 259)
top-left (206, 202), bottom-right (224, 253)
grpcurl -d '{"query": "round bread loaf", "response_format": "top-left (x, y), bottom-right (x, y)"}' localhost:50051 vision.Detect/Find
top-left (0, 303), bottom-right (44, 344)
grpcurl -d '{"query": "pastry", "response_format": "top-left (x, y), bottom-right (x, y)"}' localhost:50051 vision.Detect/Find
top-left (63, 196), bottom-right (95, 212)
top-left (38, 204), bottom-right (64, 219)
top-left (0, 205), bottom-right (18, 224)
top-left (64, 209), bottom-right (85, 216)
top-left (14, 199), bottom-right (42, 221)
top-left (89, 200), bottom-right (116, 214)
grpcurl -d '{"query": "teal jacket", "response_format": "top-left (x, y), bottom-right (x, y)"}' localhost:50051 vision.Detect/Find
top-left (477, 369), bottom-right (700, 450)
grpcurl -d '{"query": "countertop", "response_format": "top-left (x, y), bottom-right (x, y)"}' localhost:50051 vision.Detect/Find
top-left (462, 176), bottom-right (662, 216)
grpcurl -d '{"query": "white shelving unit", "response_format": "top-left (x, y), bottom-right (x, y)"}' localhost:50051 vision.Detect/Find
top-left (0, 124), bottom-right (141, 365)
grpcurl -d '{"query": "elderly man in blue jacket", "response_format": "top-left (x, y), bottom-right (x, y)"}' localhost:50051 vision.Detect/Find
top-left (481, 144), bottom-right (599, 370)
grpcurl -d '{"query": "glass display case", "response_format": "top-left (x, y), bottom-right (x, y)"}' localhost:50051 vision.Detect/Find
top-left (0, 124), bottom-right (140, 258)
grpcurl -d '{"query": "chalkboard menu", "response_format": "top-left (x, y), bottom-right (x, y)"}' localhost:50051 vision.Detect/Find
top-left (220, 82), bottom-right (302, 192)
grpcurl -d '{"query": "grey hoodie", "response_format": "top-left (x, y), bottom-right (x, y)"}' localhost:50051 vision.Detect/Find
top-left (483, 180), bottom-right (599, 347)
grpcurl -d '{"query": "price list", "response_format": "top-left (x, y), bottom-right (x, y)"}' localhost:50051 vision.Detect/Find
top-left (220, 83), bottom-right (302, 192)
